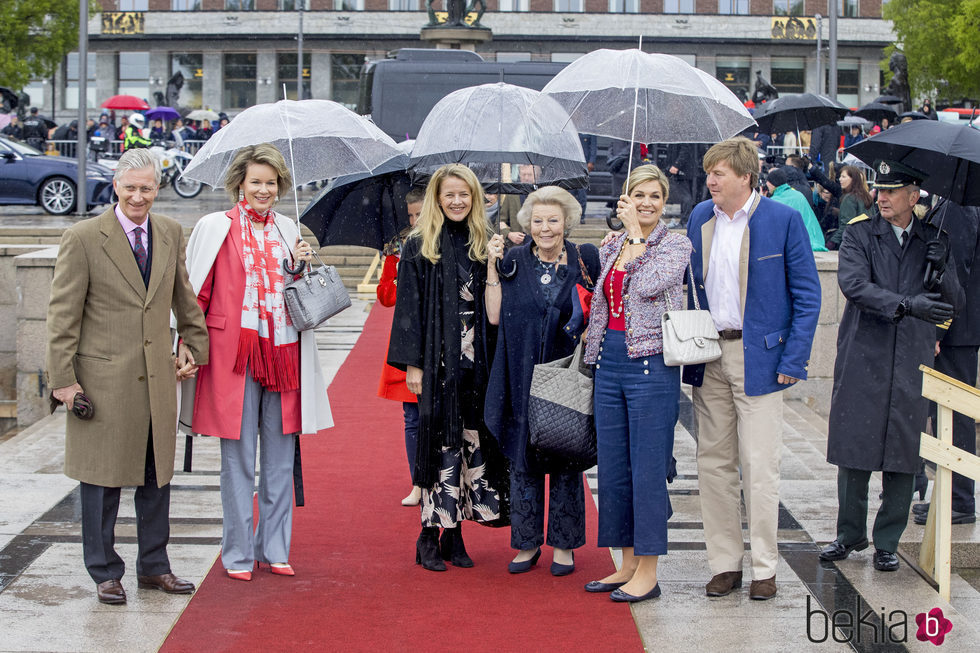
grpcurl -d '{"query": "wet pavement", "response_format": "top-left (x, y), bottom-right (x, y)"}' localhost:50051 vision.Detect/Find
top-left (1, 293), bottom-right (978, 650)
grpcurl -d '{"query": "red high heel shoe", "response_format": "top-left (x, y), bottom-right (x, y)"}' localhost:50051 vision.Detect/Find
top-left (268, 563), bottom-right (295, 576)
top-left (226, 569), bottom-right (252, 582)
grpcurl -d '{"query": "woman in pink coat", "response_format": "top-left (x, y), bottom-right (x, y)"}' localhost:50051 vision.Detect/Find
top-left (182, 143), bottom-right (333, 581)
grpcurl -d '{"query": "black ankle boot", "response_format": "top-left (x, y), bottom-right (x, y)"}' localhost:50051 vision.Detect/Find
top-left (440, 525), bottom-right (474, 568)
top-left (416, 527), bottom-right (446, 572)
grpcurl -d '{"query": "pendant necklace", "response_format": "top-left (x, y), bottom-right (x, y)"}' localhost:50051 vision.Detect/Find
top-left (534, 245), bottom-right (565, 285)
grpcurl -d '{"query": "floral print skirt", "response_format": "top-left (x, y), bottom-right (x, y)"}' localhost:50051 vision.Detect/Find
top-left (420, 428), bottom-right (502, 528)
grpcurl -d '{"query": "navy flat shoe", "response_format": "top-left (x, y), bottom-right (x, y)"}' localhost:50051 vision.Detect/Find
top-left (584, 580), bottom-right (626, 593)
top-left (610, 583), bottom-right (662, 603)
top-left (550, 552), bottom-right (575, 577)
top-left (508, 548), bottom-right (541, 574)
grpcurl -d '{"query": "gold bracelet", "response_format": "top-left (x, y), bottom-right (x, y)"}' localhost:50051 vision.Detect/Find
top-left (486, 280), bottom-right (501, 287)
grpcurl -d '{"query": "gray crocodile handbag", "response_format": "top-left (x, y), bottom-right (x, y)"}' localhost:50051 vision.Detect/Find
top-left (282, 253), bottom-right (351, 331)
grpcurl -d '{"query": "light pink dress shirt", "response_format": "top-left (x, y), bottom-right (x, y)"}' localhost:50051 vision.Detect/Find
top-left (114, 203), bottom-right (148, 252)
top-left (705, 191), bottom-right (757, 331)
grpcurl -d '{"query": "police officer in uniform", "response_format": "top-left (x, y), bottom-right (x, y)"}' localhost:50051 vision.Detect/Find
top-left (124, 113), bottom-right (151, 150)
top-left (820, 161), bottom-right (964, 571)
top-left (21, 107), bottom-right (47, 151)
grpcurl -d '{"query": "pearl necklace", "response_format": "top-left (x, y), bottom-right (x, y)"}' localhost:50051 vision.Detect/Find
top-left (608, 243), bottom-right (628, 318)
top-left (534, 244), bottom-right (565, 285)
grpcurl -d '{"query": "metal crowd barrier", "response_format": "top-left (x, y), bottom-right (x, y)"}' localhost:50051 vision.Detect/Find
top-left (45, 138), bottom-right (208, 158)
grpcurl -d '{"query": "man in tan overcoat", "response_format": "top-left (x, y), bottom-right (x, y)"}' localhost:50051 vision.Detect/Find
top-left (46, 149), bottom-right (208, 605)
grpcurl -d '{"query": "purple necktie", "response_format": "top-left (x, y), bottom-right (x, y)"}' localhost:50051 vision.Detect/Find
top-left (133, 226), bottom-right (147, 276)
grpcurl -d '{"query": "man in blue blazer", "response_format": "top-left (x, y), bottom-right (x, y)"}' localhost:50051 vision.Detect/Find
top-left (684, 137), bottom-right (821, 601)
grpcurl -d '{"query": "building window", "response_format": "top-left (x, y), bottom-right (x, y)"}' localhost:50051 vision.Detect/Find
top-left (608, 0), bottom-right (639, 12)
top-left (66, 53), bottom-right (97, 111)
top-left (496, 52), bottom-right (531, 62)
top-left (334, 0), bottom-right (365, 9)
top-left (117, 0), bottom-right (148, 9)
top-left (717, 0), bottom-right (748, 14)
top-left (839, 0), bottom-right (858, 17)
top-left (388, 0), bottom-right (418, 8)
top-left (551, 52), bottom-right (582, 63)
top-left (171, 53), bottom-right (203, 109)
top-left (172, 0), bottom-right (201, 9)
top-left (663, 0), bottom-right (694, 12)
top-left (118, 52), bottom-right (150, 104)
top-left (22, 81), bottom-right (46, 115)
top-left (279, 0), bottom-right (311, 8)
top-left (331, 53), bottom-right (363, 110)
top-left (277, 52), bottom-right (311, 101)
top-left (554, 0), bottom-right (584, 11)
top-left (770, 57), bottom-right (805, 95)
top-left (715, 55), bottom-right (750, 104)
top-left (499, 0), bottom-right (529, 9)
top-left (773, 0), bottom-right (804, 14)
top-left (225, 0), bottom-right (255, 9)
top-left (826, 59), bottom-right (859, 108)
top-left (224, 53), bottom-right (257, 109)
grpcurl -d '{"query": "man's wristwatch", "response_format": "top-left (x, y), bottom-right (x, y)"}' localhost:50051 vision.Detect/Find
top-left (895, 297), bottom-right (910, 321)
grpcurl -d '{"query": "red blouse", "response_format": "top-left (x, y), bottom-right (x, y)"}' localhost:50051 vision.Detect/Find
top-left (604, 268), bottom-right (626, 331)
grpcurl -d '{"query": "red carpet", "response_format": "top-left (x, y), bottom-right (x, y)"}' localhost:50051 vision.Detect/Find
top-left (161, 303), bottom-right (643, 653)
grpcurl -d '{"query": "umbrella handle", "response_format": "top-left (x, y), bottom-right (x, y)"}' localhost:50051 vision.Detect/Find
top-left (606, 212), bottom-right (624, 231)
top-left (496, 258), bottom-right (517, 280)
top-left (283, 258), bottom-right (307, 276)
top-left (923, 261), bottom-right (940, 291)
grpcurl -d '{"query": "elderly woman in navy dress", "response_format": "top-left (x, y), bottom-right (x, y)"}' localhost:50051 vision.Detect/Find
top-left (485, 186), bottom-right (600, 576)
top-left (583, 165), bottom-right (692, 603)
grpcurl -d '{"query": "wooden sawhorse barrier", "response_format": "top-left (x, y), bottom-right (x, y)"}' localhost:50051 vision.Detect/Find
top-left (357, 252), bottom-right (382, 294)
top-left (917, 365), bottom-right (980, 602)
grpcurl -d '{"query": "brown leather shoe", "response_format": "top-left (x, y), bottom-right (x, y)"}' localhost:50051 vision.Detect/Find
top-left (749, 575), bottom-right (777, 600)
top-left (137, 573), bottom-right (195, 594)
top-left (96, 579), bottom-right (126, 604)
top-left (705, 571), bottom-right (742, 597)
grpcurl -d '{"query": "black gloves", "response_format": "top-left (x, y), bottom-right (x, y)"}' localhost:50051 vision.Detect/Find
top-left (903, 293), bottom-right (954, 323)
top-left (925, 238), bottom-right (948, 275)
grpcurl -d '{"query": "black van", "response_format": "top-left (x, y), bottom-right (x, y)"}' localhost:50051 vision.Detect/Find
top-left (356, 49), bottom-right (625, 204)
top-left (357, 49), bottom-right (567, 141)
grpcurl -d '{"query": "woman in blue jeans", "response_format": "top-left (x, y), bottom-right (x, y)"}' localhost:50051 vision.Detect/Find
top-left (583, 165), bottom-right (692, 603)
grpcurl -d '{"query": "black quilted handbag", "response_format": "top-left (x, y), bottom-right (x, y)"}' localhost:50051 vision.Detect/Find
top-left (527, 342), bottom-right (597, 472)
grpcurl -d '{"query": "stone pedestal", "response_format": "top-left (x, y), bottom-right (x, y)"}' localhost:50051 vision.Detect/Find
top-left (420, 26), bottom-right (492, 51)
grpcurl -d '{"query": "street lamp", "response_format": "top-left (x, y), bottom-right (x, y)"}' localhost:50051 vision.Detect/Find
top-left (77, 0), bottom-right (88, 216)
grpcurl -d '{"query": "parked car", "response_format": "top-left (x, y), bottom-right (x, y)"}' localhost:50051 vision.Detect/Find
top-left (0, 136), bottom-right (115, 215)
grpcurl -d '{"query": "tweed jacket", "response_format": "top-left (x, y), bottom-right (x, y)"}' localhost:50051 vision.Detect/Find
top-left (46, 207), bottom-right (208, 488)
top-left (584, 222), bottom-right (692, 363)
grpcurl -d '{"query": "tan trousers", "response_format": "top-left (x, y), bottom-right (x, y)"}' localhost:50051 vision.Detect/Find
top-left (692, 338), bottom-right (784, 580)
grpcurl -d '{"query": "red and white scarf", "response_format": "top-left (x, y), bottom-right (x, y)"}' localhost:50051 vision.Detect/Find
top-left (234, 201), bottom-right (299, 392)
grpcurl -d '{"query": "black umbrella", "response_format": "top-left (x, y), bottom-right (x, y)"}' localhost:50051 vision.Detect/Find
top-left (847, 120), bottom-right (980, 288)
top-left (874, 94), bottom-right (903, 105)
top-left (35, 115), bottom-right (58, 131)
top-left (854, 102), bottom-right (899, 124)
top-left (898, 111), bottom-right (929, 122)
top-left (752, 93), bottom-right (850, 134)
top-left (845, 120), bottom-right (980, 206)
top-left (300, 144), bottom-right (416, 250)
top-left (0, 87), bottom-right (18, 111)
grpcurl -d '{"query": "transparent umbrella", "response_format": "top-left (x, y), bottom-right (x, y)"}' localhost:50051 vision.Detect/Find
top-left (409, 82), bottom-right (587, 193)
top-left (541, 48), bottom-right (755, 148)
top-left (182, 99), bottom-right (404, 229)
top-left (540, 47), bottom-right (754, 227)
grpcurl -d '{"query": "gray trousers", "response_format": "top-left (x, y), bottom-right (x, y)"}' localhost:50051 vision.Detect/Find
top-left (220, 373), bottom-right (296, 570)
